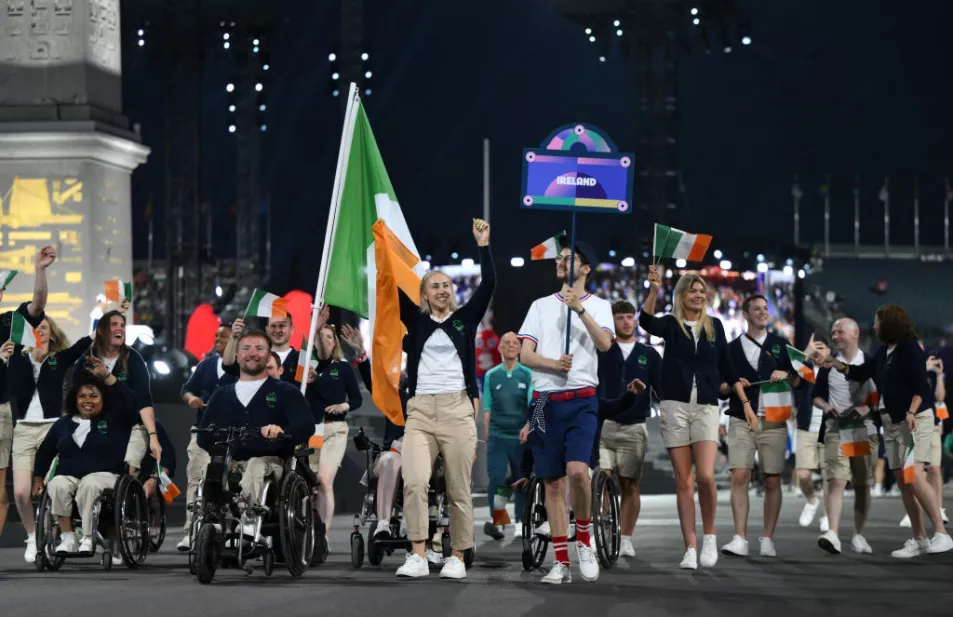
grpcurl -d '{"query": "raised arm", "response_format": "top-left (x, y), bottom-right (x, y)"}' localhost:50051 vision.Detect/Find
top-left (26, 246), bottom-right (56, 319)
top-left (459, 219), bottom-right (495, 322)
top-left (222, 318), bottom-right (244, 368)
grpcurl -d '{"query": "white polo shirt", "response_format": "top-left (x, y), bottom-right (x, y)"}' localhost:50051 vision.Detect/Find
top-left (518, 292), bottom-right (614, 393)
top-left (827, 350), bottom-right (877, 414)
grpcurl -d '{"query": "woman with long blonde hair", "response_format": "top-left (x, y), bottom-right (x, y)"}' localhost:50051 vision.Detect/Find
top-left (0, 315), bottom-right (92, 565)
top-left (639, 266), bottom-right (754, 569)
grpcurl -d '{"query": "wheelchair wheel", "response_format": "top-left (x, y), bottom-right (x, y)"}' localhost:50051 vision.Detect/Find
top-left (591, 469), bottom-right (621, 569)
top-left (311, 517), bottom-right (328, 566)
top-left (463, 546), bottom-right (475, 569)
top-left (278, 472), bottom-right (314, 577)
top-left (350, 532), bottom-right (365, 568)
top-left (115, 475), bottom-right (149, 568)
top-left (102, 551), bottom-right (113, 572)
top-left (195, 523), bottom-right (221, 584)
top-left (441, 531), bottom-right (452, 561)
top-left (34, 490), bottom-right (65, 572)
top-left (148, 493), bottom-right (166, 553)
top-left (263, 549), bottom-right (275, 577)
top-left (520, 477), bottom-right (548, 571)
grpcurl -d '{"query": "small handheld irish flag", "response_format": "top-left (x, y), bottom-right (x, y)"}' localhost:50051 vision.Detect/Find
top-left (902, 437), bottom-right (917, 484)
top-left (294, 335), bottom-right (317, 383)
top-left (839, 419), bottom-right (872, 457)
top-left (308, 423), bottom-right (325, 449)
top-left (246, 289), bottom-right (288, 320)
top-left (158, 467), bottom-right (181, 504)
top-left (104, 279), bottom-right (132, 303)
top-left (761, 381), bottom-right (793, 422)
top-left (0, 270), bottom-right (18, 290)
top-left (787, 346), bottom-right (816, 384)
top-left (9, 311), bottom-right (42, 350)
top-left (652, 223), bottom-right (712, 263)
top-left (937, 401), bottom-right (949, 421)
top-left (530, 231), bottom-right (566, 261)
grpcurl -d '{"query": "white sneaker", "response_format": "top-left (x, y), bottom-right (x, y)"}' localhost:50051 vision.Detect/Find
top-left (541, 561), bottom-right (571, 584)
top-left (619, 536), bottom-right (636, 558)
top-left (177, 535), bottom-right (191, 552)
top-left (927, 532), bottom-right (953, 554)
top-left (759, 537), bottom-right (777, 558)
top-left (899, 514), bottom-right (912, 528)
top-left (576, 541), bottom-right (599, 581)
top-left (699, 534), bottom-right (718, 567)
top-left (818, 530), bottom-right (841, 554)
top-left (567, 524), bottom-right (576, 542)
top-left (78, 537), bottom-right (94, 555)
top-left (374, 520), bottom-right (391, 538)
top-left (111, 554), bottom-right (124, 567)
top-left (55, 533), bottom-right (79, 555)
top-left (819, 516), bottom-right (830, 533)
top-left (799, 500), bottom-right (819, 527)
top-left (721, 535), bottom-right (748, 557)
top-left (891, 538), bottom-right (931, 559)
top-left (439, 555), bottom-right (466, 579)
top-left (425, 549), bottom-right (444, 565)
top-left (942, 508), bottom-right (949, 524)
top-left (851, 534), bottom-right (873, 554)
top-left (396, 553), bottom-right (430, 578)
top-left (871, 484), bottom-right (884, 498)
top-left (888, 485), bottom-right (901, 497)
top-left (535, 521), bottom-right (551, 538)
top-left (679, 547), bottom-right (698, 570)
top-left (24, 535), bottom-right (37, 563)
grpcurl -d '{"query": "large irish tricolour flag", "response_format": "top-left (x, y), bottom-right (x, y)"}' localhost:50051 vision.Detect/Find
top-left (313, 85), bottom-right (422, 426)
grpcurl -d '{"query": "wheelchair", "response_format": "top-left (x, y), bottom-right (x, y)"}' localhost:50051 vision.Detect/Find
top-left (519, 467), bottom-right (621, 571)
top-left (349, 426), bottom-right (475, 569)
top-left (187, 425), bottom-right (324, 584)
top-left (34, 473), bottom-right (150, 572)
top-left (147, 486), bottom-right (167, 553)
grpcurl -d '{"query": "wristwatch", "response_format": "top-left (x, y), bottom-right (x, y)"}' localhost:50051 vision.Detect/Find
top-left (575, 307), bottom-right (586, 317)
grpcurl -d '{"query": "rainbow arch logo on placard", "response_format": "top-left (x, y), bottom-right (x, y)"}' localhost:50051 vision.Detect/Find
top-left (544, 124), bottom-right (613, 153)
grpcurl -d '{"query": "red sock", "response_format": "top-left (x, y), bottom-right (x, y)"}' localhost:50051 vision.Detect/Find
top-left (553, 536), bottom-right (569, 565)
top-left (575, 518), bottom-right (592, 547)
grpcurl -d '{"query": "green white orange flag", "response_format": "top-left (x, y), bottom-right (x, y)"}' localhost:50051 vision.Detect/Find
top-left (246, 289), bottom-right (288, 320)
top-left (787, 346), bottom-right (815, 383)
top-left (530, 231), bottom-right (566, 261)
top-left (653, 223), bottom-right (712, 262)
top-left (9, 311), bottom-right (41, 349)
top-left (294, 335), bottom-right (316, 383)
top-left (0, 270), bottom-right (17, 290)
top-left (104, 279), bottom-right (132, 303)
top-left (839, 420), bottom-right (872, 457)
top-left (902, 437), bottom-right (916, 484)
top-left (761, 381), bottom-right (793, 422)
top-left (937, 401), bottom-right (949, 421)
top-left (322, 97), bottom-right (421, 427)
top-left (309, 423), bottom-right (324, 449)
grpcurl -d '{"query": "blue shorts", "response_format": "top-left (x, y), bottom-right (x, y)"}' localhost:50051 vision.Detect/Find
top-left (528, 393), bottom-right (599, 479)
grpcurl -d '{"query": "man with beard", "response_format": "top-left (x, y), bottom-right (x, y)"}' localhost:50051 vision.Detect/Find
top-left (223, 305), bottom-right (328, 383)
top-left (197, 329), bottom-right (312, 537)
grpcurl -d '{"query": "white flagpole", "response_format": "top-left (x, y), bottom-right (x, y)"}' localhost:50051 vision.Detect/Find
top-left (483, 138), bottom-right (490, 224)
top-left (300, 82), bottom-right (360, 395)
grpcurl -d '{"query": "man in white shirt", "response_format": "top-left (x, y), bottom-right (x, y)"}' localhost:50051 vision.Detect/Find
top-left (812, 318), bottom-right (879, 555)
top-left (518, 241), bottom-right (614, 584)
top-left (795, 340), bottom-right (831, 533)
top-left (89, 294), bottom-right (107, 335)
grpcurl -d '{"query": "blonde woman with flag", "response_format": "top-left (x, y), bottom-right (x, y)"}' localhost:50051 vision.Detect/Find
top-left (639, 266), bottom-right (752, 570)
top-left (395, 219), bottom-right (493, 580)
top-left (818, 305), bottom-right (953, 556)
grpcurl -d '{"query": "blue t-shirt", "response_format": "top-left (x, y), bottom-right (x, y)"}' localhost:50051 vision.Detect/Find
top-left (483, 362), bottom-right (533, 439)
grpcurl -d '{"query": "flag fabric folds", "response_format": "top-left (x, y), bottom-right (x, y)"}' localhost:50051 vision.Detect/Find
top-left (652, 223), bottom-right (712, 262)
top-left (295, 335), bottom-right (315, 383)
top-left (246, 289), bottom-right (288, 320)
top-left (902, 437), bottom-right (916, 484)
top-left (530, 231), bottom-right (566, 261)
top-left (10, 311), bottom-right (41, 349)
top-left (0, 270), bottom-right (17, 290)
top-left (839, 420), bottom-right (872, 457)
top-left (787, 346), bottom-right (815, 384)
top-left (104, 279), bottom-right (132, 303)
top-left (761, 381), bottom-right (793, 422)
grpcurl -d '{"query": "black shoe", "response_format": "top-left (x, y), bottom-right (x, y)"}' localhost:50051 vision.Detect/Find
top-left (483, 521), bottom-right (504, 541)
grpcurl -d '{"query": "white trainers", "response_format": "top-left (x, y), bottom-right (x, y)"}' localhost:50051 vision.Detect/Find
top-left (927, 532), bottom-right (953, 554)
top-left (55, 533), bottom-right (79, 555)
top-left (888, 485), bottom-right (901, 497)
top-left (396, 553), bottom-right (430, 577)
top-left (721, 535), bottom-right (749, 557)
top-left (535, 521), bottom-right (551, 538)
top-left (439, 555), bottom-right (467, 579)
top-left (177, 535), bottom-right (191, 551)
top-left (576, 541), bottom-right (600, 581)
top-left (799, 500), bottom-right (819, 527)
top-left (699, 534), bottom-right (718, 567)
top-left (759, 537), bottom-right (777, 558)
top-left (78, 536), bottom-right (94, 554)
top-left (819, 516), bottom-right (830, 533)
top-left (374, 520), bottom-right (392, 538)
top-left (24, 535), bottom-right (37, 563)
top-left (425, 549), bottom-right (444, 565)
top-left (899, 514), bottom-right (912, 528)
top-left (851, 534), bottom-right (873, 554)
top-left (942, 509), bottom-right (950, 524)
top-left (871, 484), bottom-right (884, 498)
top-left (818, 530), bottom-right (841, 554)
top-left (891, 538), bottom-right (931, 559)
top-left (679, 547), bottom-right (698, 570)
top-left (541, 561), bottom-right (571, 584)
top-left (619, 536), bottom-right (636, 558)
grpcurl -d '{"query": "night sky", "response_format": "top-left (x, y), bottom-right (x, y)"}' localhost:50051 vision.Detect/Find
top-left (123, 0), bottom-right (953, 294)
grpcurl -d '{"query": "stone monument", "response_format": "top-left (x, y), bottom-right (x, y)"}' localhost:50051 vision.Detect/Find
top-left (0, 0), bottom-right (149, 342)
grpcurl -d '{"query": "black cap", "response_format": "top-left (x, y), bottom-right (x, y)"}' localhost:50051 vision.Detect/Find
top-left (573, 241), bottom-right (599, 269)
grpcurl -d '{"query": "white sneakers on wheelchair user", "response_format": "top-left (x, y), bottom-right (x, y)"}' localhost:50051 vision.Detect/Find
top-left (78, 537), bottom-right (94, 555)
top-left (374, 520), bottom-right (391, 538)
top-left (55, 533), bottom-right (79, 555)
top-left (177, 535), bottom-right (191, 552)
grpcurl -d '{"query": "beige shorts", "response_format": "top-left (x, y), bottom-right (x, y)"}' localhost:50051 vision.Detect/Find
top-left (928, 426), bottom-right (942, 468)
top-left (726, 417), bottom-right (788, 475)
top-left (12, 421), bottom-right (55, 473)
top-left (308, 421), bottom-right (349, 471)
top-left (0, 402), bottom-right (12, 470)
top-left (796, 429), bottom-right (825, 471)
top-left (125, 424), bottom-right (148, 470)
top-left (881, 411), bottom-right (934, 470)
top-left (599, 420), bottom-right (648, 479)
top-left (823, 427), bottom-right (878, 485)
top-left (659, 397), bottom-right (719, 449)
